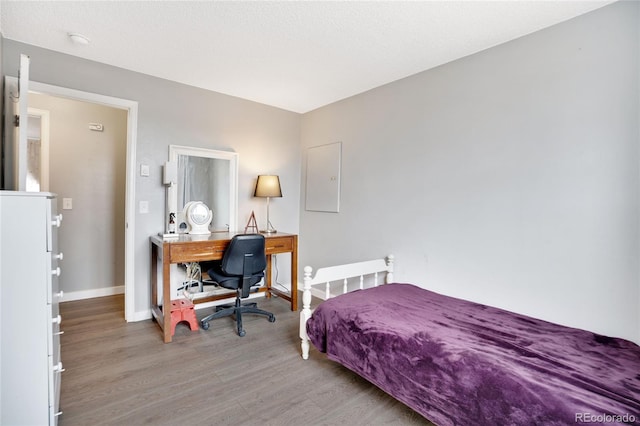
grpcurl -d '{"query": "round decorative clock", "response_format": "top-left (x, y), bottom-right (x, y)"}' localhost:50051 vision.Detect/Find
top-left (183, 201), bottom-right (213, 235)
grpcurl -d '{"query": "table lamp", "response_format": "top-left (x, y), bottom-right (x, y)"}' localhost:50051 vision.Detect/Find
top-left (254, 175), bottom-right (282, 234)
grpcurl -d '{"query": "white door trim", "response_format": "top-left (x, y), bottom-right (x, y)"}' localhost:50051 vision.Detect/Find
top-left (20, 78), bottom-right (139, 322)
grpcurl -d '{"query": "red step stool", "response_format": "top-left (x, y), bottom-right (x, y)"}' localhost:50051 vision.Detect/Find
top-left (170, 299), bottom-right (199, 336)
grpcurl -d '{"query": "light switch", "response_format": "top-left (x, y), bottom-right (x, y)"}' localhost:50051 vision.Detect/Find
top-left (62, 198), bottom-right (72, 210)
top-left (140, 164), bottom-right (150, 177)
top-left (139, 201), bottom-right (149, 214)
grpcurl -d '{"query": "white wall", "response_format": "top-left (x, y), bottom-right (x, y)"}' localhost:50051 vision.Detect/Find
top-left (2, 40), bottom-right (301, 316)
top-left (300, 1), bottom-right (640, 343)
top-left (28, 93), bottom-right (127, 295)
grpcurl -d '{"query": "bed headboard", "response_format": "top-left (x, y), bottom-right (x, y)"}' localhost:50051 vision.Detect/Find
top-left (302, 255), bottom-right (394, 301)
top-left (300, 255), bottom-right (394, 359)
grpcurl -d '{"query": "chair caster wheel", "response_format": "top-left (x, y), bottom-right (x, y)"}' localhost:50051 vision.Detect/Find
top-left (201, 321), bottom-right (210, 330)
top-left (268, 315), bottom-right (276, 323)
top-left (238, 329), bottom-right (246, 337)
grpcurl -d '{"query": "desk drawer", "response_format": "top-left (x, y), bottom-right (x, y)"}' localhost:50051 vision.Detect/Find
top-left (170, 242), bottom-right (227, 263)
top-left (266, 237), bottom-right (293, 254)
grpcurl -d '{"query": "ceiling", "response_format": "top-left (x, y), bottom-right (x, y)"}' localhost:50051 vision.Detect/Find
top-left (0, 1), bottom-right (615, 113)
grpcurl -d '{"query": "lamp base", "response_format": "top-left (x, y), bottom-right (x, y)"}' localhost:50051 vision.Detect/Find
top-left (260, 219), bottom-right (277, 234)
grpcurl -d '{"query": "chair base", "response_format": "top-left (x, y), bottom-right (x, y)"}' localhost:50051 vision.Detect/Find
top-left (200, 298), bottom-right (275, 337)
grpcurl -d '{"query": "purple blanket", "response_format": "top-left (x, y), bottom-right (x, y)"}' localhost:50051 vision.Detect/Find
top-left (306, 283), bottom-right (640, 425)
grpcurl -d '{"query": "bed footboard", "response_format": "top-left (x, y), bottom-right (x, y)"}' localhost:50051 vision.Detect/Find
top-left (300, 255), bottom-right (394, 359)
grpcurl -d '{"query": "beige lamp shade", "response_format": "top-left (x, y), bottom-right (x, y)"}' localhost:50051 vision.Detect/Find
top-left (254, 175), bottom-right (282, 198)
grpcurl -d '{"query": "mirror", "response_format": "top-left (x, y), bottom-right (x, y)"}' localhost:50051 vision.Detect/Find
top-left (167, 145), bottom-right (238, 233)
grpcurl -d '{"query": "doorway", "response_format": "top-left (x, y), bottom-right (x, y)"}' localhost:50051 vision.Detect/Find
top-left (29, 93), bottom-right (128, 306)
top-left (24, 80), bottom-right (138, 321)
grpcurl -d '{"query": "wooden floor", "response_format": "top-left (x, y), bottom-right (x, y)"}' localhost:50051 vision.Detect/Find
top-left (58, 295), bottom-right (433, 426)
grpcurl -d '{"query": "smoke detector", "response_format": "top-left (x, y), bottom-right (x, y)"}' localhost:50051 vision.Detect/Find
top-left (68, 32), bottom-right (90, 46)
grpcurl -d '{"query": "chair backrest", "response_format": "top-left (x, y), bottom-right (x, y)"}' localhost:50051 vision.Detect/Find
top-left (221, 234), bottom-right (267, 277)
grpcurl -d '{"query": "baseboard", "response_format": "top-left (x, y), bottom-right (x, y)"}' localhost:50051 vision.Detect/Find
top-left (61, 285), bottom-right (125, 302)
top-left (128, 309), bottom-right (152, 322)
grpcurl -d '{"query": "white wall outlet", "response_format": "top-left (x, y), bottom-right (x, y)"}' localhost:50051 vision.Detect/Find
top-left (140, 164), bottom-right (150, 177)
top-left (62, 198), bottom-right (72, 210)
top-left (139, 200), bottom-right (149, 214)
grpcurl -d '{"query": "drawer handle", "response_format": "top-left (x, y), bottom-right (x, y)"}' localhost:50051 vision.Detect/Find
top-left (52, 315), bottom-right (62, 325)
top-left (51, 267), bottom-right (61, 277)
top-left (54, 252), bottom-right (64, 261)
top-left (52, 214), bottom-right (63, 228)
top-left (54, 331), bottom-right (65, 336)
top-left (53, 362), bottom-right (65, 373)
top-left (272, 245), bottom-right (285, 248)
top-left (55, 412), bottom-right (63, 417)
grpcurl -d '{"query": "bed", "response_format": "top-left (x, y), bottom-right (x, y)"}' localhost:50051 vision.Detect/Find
top-left (299, 255), bottom-right (640, 425)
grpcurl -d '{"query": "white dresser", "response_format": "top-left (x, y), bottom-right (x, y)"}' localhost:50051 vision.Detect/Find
top-left (0, 191), bottom-right (64, 425)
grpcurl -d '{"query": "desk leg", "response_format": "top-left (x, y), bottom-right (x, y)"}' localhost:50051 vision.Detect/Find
top-left (265, 254), bottom-right (273, 299)
top-left (161, 244), bottom-right (173, 342)
top-left (151, 243), bottom-right (158, 315)
top-left (291, 235), bottom-right (298, 311)
top-left (150, 243), bottom-right (171, 342)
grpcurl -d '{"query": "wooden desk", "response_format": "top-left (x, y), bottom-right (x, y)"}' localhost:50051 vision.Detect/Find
top-left (150, 232), bottom-right (298, 343)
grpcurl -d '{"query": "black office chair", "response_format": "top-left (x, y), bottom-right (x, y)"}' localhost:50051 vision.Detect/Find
top-left (200, 234), bottom-right (275, 336)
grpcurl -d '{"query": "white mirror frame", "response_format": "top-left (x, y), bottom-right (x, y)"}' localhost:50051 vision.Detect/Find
top-left (167, 145), bottom-right (238, 233)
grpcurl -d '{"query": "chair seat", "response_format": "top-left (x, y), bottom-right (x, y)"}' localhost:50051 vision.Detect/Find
top-left (208, 263), bottom-right (264, 290)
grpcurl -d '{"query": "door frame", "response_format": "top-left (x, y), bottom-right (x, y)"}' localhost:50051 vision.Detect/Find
top-left (13, 78), bottom-right (139, 322)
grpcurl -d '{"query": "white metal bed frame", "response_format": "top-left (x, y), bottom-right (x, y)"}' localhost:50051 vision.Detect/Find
top-left (299, 254), bottom-right (394, 359)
